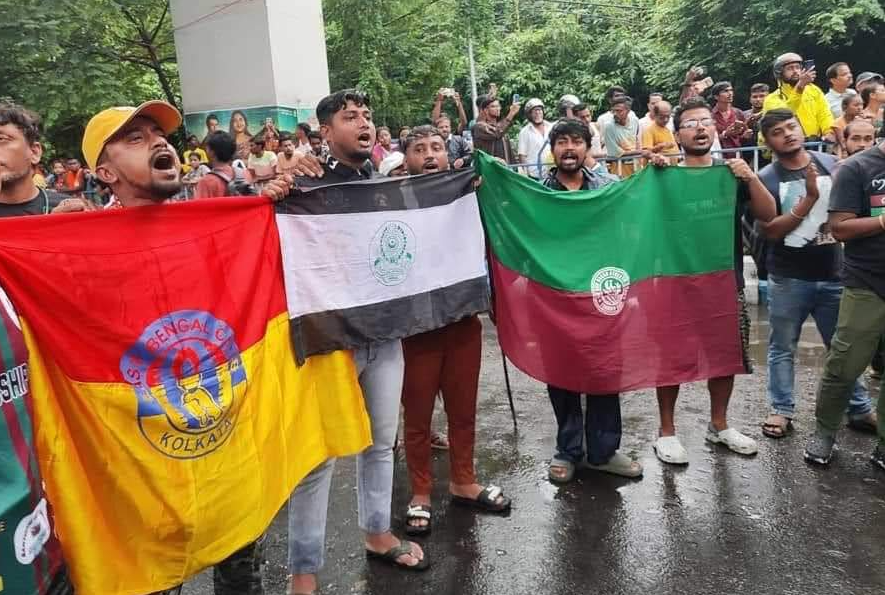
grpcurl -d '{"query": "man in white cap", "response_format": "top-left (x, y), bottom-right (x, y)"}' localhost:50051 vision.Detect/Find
top-left (855, 72), bottom-right (884, 95)
top-left (517, 98), bottom-right (553, 179)
top-left (379, 151), bottom-right (406, 177)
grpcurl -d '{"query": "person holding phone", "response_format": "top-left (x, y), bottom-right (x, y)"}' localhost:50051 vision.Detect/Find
top-left (710, 81), bottom-right (750, 158)
top-left (471, 92), bottom-right (520, 164)
top-left (762, 53), bottom-right (834, 142)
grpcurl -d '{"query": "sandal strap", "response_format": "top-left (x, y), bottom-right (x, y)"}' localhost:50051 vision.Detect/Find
top-left (480, 485), bottom-right (502, 503)
top-left (381, 540), bottom-right (414, 560)
top-left (406, 505), bottom-right (431, 520)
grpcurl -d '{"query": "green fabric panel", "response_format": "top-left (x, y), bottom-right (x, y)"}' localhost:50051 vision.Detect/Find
top-left (475, 151), bottom-right (738, 292)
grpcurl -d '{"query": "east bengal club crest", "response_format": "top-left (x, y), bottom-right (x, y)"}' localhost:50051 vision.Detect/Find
top-left (370, 220), bottom-right (416, 286)
top-left (120, 310), bottom-right (247, 459)
top-left (590, 267), bottom-right (631, 316)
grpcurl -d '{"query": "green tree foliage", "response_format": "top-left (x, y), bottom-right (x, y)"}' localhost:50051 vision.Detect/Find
top-left (323, 0), bottom-right (885, 126)
top-left (0, 0), bottom-right (882, 157)
top-left (648, 0), bottom-right (885, 96)
top-left (0, 0), bottom-right (177, 159)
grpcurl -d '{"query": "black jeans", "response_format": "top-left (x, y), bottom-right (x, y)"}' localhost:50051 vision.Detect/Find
top-left (547, 386), bottom-right (622, 465)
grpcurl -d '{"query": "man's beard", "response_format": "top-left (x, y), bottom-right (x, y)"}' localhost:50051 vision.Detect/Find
top-left (557, 153), bottom-right (583, 173)
top-left (345, 146), bottom-right (372, 162)
top-left (775, 146), bottom-right (802, 160)
top-left (683, 144), bottom-right (711, 157)
top-left (0, 167), bottom-right (31, 187)
top-left (148, 178), bottom-right (182, 199)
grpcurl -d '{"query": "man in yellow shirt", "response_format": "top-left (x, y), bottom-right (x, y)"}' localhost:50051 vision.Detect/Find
top-left (640, 100), bottom-right (679, 164)
top-left (762, 53), bottom-right (834, 141)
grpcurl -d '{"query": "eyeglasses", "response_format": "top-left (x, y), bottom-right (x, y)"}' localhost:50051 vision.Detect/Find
top-left (679, 118), bottom-right (715, 130)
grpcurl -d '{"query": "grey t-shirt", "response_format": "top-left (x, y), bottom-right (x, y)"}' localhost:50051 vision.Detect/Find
top-left (829, 145), bottom-right (885, 300)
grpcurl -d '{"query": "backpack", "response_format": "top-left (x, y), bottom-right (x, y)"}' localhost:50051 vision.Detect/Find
top-left (209, 166), bottom-right (257, 196)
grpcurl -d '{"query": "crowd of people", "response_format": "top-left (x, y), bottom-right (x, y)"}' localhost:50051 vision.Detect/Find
top-left (1, 49), bottom-right (884, 595)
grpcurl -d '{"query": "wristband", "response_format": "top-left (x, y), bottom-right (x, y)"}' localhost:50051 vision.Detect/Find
top-left (789, 207), bottom-right (805, 221)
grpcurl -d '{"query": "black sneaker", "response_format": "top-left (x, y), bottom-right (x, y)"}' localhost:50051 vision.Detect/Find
top-left (871, 447), bottom-right (885, 472)
top-left (804, 431), bottom-right (835, 466)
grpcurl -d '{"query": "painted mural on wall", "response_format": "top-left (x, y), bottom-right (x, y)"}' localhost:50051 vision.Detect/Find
top-left (184, 106), bottom-right (317, 142)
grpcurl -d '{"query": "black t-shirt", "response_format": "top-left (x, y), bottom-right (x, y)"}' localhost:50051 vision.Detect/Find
top-left (829, 145), bottom-right (885, 300)
top-left (758, 151), bottom-right (841, 281)
top-left (0, 189), bottom-right (64, 218)
top-left (293, 156), bottom-right (375, 190)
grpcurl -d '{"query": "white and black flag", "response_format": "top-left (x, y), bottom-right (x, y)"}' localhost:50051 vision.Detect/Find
top-left (275, 169), bottom-right (490, 363)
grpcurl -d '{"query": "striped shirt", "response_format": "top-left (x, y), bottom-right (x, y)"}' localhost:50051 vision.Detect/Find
top-left (0, 286), bottom-right (63, 594)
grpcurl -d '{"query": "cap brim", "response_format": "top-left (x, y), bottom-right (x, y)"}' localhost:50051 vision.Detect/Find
top-left (102, 101), bottom-right (183, 150)
top-left (89, 101), bottom-right (182, 169)
top-left (127, 100), bottom-right (183, 135)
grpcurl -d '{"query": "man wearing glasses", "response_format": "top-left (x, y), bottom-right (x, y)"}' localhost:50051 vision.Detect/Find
top-left (648, 96), bottom-right (778, 465)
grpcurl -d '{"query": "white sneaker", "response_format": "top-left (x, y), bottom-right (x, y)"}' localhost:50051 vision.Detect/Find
top-left (653, 435), bottom-right (689, 465)
top-left (706, 425), bottom-right (758, 455)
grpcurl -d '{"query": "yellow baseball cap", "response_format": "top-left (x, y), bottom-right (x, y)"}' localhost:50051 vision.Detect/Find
top-left (82, 101), bottom-right (182, 169)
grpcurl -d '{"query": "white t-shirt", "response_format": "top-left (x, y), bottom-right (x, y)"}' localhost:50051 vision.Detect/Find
top-left (517, 121), bottom-right (553, 178)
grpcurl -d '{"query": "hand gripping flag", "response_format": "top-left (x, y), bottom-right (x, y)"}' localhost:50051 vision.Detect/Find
top-left (475, 152), bottom-right (746, 394)
top-left (0, 198), bottom-right (370, 594)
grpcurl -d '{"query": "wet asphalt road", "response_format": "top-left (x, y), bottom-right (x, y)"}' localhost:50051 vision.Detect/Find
top-left (183, 307), bottom-right (885, 595)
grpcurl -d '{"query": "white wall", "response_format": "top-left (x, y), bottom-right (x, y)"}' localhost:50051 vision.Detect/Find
top-left (170, 0), bottom-right (330, 114)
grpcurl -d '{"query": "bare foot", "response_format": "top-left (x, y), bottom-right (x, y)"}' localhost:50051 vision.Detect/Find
top-left (287, 573), bottom-right (317, 595)
top-left (365, 531), bottom-right (423, 567)
top-left (407, 495), bottom-right (431, 531)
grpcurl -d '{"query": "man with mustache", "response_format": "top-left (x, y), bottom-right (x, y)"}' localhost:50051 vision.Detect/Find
top-left (83, 101), bottom-right (290, 595)
top-left (398, 126), bottom-right (511, 539)
top-left (754, 108), bottom-right (874, 440)
top-left (287, 90), bottom-right (428, 595)
top-left (0, 101), bottom-right (71, 595)
top-left (537, 119), bottom-right (641, 483)
top-left (650, 97), bottom-right (777, 465)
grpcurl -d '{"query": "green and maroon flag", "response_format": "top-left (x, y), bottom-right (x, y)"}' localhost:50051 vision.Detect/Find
top-left (475, 151), bottom-right (745, 394)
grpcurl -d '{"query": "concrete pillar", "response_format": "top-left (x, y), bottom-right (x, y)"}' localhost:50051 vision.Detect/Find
top-left (170, 0), bottom-right (330, 141)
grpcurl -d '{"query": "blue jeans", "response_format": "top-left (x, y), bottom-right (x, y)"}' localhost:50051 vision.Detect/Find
top-left (287, 340), bottom-right (404, 574)
top-left (767, 275), bottom-right (870, 417)
top-left (547, 386), bottom-right (621, 465)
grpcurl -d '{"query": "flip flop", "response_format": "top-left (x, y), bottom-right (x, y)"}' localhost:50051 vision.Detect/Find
top-left (585, 451), bottom-right (643, 478)
top-left (548, 458), bottom-right (575, 484)
top-left (365, 539), bottom-right (430, 571)
top-left (761, 414), bottom-right (793, 439)
top-left (451, 485), bottom-right (511, 513)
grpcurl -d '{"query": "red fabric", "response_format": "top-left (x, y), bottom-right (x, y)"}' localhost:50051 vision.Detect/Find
top-left (712, 106), bottom-right (746, 152)
top-left (402, 316), bottom-right (482, 495)
top-left (0, 197), bottom-right (283, 382)
top-left (491, 256), bottom-right (744, 394)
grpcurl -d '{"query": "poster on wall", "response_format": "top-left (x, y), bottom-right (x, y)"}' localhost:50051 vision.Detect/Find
top-left (183, 105), bottom-right (317, 143)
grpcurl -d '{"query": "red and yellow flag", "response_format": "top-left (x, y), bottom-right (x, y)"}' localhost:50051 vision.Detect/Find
top-left (0, 198), bottom-right (370, 594)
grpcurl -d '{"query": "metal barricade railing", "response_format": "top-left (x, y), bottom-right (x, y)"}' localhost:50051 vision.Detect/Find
top-left (510, 141), bottom-right (833, 176)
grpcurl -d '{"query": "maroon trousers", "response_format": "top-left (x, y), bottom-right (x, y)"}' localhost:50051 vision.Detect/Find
top-left (401, 316), bottom-right (483, 495)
